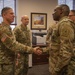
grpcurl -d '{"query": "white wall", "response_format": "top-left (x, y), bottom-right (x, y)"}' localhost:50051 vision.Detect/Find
top-left (16, 0), bottom-right (58, 29)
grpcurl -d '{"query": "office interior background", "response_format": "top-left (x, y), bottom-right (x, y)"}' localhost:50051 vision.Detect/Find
top-left (0, 0), bottom-right (75, 29)
top-left (0, 0), bottom-right (75, 66)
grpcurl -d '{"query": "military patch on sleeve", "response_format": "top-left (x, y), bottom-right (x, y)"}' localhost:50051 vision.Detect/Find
top-left (61, 29), bottom-right (69, 36)
top-left (60, 22), bottom-right (72, 36)
top-left (1, 34), bottom-right (8, 42)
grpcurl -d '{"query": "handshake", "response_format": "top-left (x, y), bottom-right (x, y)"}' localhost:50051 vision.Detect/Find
top-left (16, 47), bottom-right (43, 66)
top-left (33, 47), bottom-right (43, 55)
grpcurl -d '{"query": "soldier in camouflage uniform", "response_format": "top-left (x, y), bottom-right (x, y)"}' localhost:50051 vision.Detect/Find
top-left (46, 22), bottom-right (57, 46)
top-left (13, 15), bottom-right (31, 75)
top-left (69, 10), bottom-right (75, 23)
top-left (66, 10), bottom-right (75, 75)
top-left (0, 7), bottom-right (42, 75)
top-left (47, 4), bottom-right (75, 75)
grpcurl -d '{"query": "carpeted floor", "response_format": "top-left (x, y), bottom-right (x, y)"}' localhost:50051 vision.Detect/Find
top-left (27, 64), bottom-right (50, 75)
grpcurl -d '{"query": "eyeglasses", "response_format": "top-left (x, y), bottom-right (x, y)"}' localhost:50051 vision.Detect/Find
top-left (69, 15), bottom-right (75, 17)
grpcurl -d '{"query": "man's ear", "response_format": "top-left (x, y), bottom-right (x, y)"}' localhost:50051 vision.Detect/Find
top-left (60, 9), bottom-right (63, 14)
top-left (60, 9), bottom-right (64, 14)
top-left (3, 13), bottom-right (6, 17)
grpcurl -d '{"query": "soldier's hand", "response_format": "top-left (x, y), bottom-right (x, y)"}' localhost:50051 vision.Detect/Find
top-left (15, 53), bottom-right (20, 66)
top-left (36, 49), bottom-right (42, 55)
top-left (33, 47), bottom-right (43, 55)
top-left (16, 59), bottom-right (18, 66)
top-left (17, 53), bottom-right (20, 58)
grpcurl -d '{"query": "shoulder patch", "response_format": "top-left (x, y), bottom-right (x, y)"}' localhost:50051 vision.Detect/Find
top-left (1, 34), bottom-right (8, 42)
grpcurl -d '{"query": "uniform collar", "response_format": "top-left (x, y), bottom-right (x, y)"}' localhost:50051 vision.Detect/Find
top-left (2, 22), bottom-right (11, 30)
top-left (21, 24), bottom-right (27, 31)
top-left (59, 16), bottom-right (68, 21)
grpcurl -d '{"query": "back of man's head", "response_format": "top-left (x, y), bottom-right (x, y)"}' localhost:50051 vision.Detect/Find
top-left (58, 4), bottom-right (70, 16)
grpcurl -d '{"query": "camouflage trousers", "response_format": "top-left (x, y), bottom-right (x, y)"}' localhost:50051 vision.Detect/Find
top-left (67, 64), bottom-right (75, 75)
top-left (15, 63), bottom-right (28, 75)
top-left (15, 54), bottom-right (29, 75)
top-left (58, 65), bottom-right (68, 75)
top-left (50, 65), bottom-right (75, 75)
top-left (0, 64), bottom-right (15, 75)
top-left (50, 65), bottom-right (68, 75)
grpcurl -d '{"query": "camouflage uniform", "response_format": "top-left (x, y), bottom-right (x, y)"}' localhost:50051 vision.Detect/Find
top-left (66, 21), bottom-right (75, 75)
top-left (0, 22), bottom-right (33, 75)
top-left (46, 23), bottom-right (57, 46)
top-left (48, 16), bottom-right (75, 75)
top-left (13, 24), bottom-right (31, 75)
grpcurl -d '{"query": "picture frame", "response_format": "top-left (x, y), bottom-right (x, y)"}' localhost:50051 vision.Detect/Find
top-left (31, 13), bottom-right (47, 30)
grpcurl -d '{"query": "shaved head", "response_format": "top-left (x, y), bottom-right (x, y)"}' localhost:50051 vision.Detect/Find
top-left (21, 15), bottom-right (29, 26)
top-left (21, 15), bottom-right (28, 21)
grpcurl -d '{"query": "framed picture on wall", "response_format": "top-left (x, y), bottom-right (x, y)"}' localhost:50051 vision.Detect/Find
top-left (31, 13), bottom-right (47, 30)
